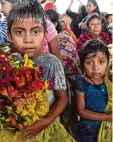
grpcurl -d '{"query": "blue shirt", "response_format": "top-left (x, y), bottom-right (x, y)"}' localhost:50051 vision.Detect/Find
top-left (75, 76), bottom-right (108, 127)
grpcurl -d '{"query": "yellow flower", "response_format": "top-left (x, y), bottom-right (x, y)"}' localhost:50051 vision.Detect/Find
top-left (24, 54), bottom-right (34, 68)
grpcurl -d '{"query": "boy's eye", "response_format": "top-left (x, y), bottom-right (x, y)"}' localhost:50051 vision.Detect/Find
top-left (32, 29), bottom-right (42, 34)
top-left (15, 31), bottom-right (23, 35)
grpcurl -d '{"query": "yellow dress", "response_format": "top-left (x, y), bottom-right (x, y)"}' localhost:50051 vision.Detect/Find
top-left (98, 77), bottom-right (112, 142)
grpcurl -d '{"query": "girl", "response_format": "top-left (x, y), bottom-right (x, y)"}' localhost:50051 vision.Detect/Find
top-left (0, 0), bottom-right (75, 141)
top-left (75, 39), bottom-right (112, 142)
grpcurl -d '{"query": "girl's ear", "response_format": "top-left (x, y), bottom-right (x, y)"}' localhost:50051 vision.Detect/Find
top-left (7, 32), bottom-right (13, 43)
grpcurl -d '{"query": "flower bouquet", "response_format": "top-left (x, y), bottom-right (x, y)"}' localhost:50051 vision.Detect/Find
top-left (0, 47), bottom-right (51, 132)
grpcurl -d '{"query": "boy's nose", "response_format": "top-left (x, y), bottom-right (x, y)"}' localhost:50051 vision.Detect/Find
top-left (24, 33), bottom-right (33, 43)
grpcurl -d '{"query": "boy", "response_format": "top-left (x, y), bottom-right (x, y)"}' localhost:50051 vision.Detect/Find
top-left (0, 0), bottom-right (75, 141)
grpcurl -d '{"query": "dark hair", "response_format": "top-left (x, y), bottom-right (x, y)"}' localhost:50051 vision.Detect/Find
top-left (7, 0), bottom-right (47, 32)
top-left (88, 0), bottom-right (100, 15)
top-left (45, 9), bottom-right (62, 33)
top-left (87, 14), bottom-right (101, 27)
top-left (106, 14), bottom-right (112, 20)
top-left (79, 39), bottom-right (109, 71)
top-left (0, 0), bottom-right (17, 4)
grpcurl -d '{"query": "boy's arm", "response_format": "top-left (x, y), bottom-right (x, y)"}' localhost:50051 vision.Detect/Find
top-left (45, 90), bottom-right (67, 122)
top-left (75, 90), bottom-right (112, 122)
top-left (23, 90), bottom-right (67, 138)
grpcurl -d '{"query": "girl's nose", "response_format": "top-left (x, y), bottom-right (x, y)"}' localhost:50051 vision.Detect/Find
top-left (92, 62), bottom-right (99, 70)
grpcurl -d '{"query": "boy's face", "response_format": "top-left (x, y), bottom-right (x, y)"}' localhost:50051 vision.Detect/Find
top-left (8, 17), bottom-right (46, 57)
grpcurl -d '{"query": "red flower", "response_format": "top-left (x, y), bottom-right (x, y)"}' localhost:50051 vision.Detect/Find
top-left (31, 78), bottom-right (45, 90)
top-left (8, 86), bottom-right (19, 98)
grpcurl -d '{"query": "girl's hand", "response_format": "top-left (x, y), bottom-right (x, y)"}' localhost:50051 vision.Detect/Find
top-left (22, 118), bottom-right (50, 139)
top-left (106, 112), bottom-right (112, 122)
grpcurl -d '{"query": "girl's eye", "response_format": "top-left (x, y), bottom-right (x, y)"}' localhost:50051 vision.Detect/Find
top-left (86, 61), bottom-right (91, 65)
top-left (99, 60), bottom-right (105, 64)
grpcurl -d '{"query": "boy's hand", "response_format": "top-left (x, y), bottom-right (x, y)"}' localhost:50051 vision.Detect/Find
top-left (22, 118), bottom-right (50, 139)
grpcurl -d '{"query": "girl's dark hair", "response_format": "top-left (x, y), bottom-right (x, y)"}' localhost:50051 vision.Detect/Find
top-left (87, 14), bottom-right (101, 27)
top-left (79, 39), bottom-right (109, 71)
top-left (45, 9), bottom-right (62, 33)
top-left (88, 0), bottom-right (100, 15)
top-left (7, 0), bottom-right (47, 32)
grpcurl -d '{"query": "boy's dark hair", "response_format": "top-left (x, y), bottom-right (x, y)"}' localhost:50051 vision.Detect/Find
top-left (7, 0), bottom-right (47, 32)
top-left (87, 14), bottom-right (101, 27)
top-left (79, 39), bottom-right (109, 72)
top-left (88, 0), bottom-right (100, 16)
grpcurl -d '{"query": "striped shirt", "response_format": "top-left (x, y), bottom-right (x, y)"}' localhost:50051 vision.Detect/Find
top-left (0, 19), bottom-right (7, 44)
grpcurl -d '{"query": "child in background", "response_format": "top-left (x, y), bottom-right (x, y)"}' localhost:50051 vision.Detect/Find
top-left (75, 39), bottom-right (112, 142)
top-left (0, 0), bottom-right (60, 59)
top-left (0, 0), bottom-right (76, 141)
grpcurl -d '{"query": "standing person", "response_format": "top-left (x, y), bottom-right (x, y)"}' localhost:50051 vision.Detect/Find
top-left (0, 0), bottom-right (60, 59)
top-left (79, 0), bottom-right (100, 31)
top-left (66, 0), bottom-right (87, 38)
top-left (75, 39), bottom-right (112, 142)
top-left (0, 0), bottom-right (76, 141)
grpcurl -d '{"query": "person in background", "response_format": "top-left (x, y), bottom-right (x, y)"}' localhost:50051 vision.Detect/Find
top-left (75, 39), bottom-right (112, 142)
top-left (0, 0), bottom-right (76, 141)
top-left (102, 14), bottom-right (113, 34)
top-left (46, 9), bottom-right (81, 140)
top-left (41, 0), bottom-right (57, 11)
top-left (60, 20), bottom-right (78, 45)
top-left (77, 15), bottom-right (112, 51)
top-left (66, 0), bottom-right (87, 38)
top-left (0, 0), bottom-right (61, 59)
top-left (79, 0), bottom-right (100, 32)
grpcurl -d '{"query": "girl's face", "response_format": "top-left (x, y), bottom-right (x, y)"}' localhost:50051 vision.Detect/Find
top-left (86, 1), bottom-right (97, 14)
top-left (88, 18), bottom-right (102, 36)
top-left (1, 0), bottom-right (12, 16)
top-left (84, 51), bottom-right (108, 79)
top-left (8, 17), bottom-right (46, 57)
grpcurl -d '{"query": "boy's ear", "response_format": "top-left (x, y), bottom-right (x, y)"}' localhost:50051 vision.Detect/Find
top-left (7, 32), bottom-right (13, 43)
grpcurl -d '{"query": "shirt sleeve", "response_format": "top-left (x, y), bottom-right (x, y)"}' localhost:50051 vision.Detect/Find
top-left (46, 19), bottom-right (58, 42)
top-left (75, 76), bottom-right (85, 93)
top-left (54, 58), bottom-right (67, 90)
top-left (0, 19), bottom-right (7, 43)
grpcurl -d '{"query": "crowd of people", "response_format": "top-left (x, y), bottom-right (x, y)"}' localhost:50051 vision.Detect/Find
top-left (0, 0), bottom-right (112, 142)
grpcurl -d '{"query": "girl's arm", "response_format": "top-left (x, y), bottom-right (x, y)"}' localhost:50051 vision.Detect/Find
top-left (75, 90), bottom-right (112, 122)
